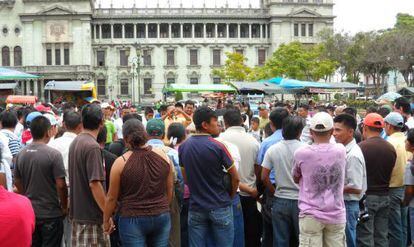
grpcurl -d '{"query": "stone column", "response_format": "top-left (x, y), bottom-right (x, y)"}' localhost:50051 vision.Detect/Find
top-left (122, 24), bottom-right (125, 39)
top-left (111, 24), bottom-right (114, 40)
top-left (169, 24), bottom-right (172, 38)
top-left (192, 24), bottom-right (195, 38)
top-left (214, 23), bottom-right (217, 38)
top-left (40, 79), bottom-right (44, 101)
top-left (145, 23), bottom-right (148, 38)
top-left (260, 24), bottom-right (263, 39)
top-left (238, 23), bottom-right (241, 39)
top-left (34, 79), bottom-right (38, 98)
top-left (157, 23), bottom-right (160, 38)
top-left (134, 24), bottom-right (137, 38)
top-left (226, 24), bottom-right (229, 38)
top-left (180, 23), bottom-right (183, 38)
top-left (26, 80), bottom-right (31, 95)
top-left (99, 24), bottom-right (102, 39)
top-left (203, 23), bottom-right (206, 38)
top-left (249, 24), bottom-right (252, 39)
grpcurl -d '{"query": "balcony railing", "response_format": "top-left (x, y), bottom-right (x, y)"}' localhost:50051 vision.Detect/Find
top-left (94, 7), bottom-right (269, 18)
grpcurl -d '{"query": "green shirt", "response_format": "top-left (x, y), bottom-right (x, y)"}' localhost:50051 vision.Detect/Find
top-left (105, 120), bottom-right (116, 144)
top-left (259, 117), bottom-right (270, 130)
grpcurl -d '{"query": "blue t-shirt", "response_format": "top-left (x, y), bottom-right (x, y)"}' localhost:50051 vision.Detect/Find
top-left (179, 134), bottom-right (234, 211)
top-left (257, 129), bottom-right (283, 184)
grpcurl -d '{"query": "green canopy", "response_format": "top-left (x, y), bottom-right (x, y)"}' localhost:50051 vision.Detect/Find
top-left (0, 67), bottom-right (39, 80)
top-left (163, 83), bottom-right (237, 93)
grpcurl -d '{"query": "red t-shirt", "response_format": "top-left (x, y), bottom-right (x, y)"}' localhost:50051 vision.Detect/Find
top-left (0, 186), bottom-right (35, 247)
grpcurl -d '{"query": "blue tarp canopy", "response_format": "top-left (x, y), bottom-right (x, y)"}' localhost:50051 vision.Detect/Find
top-left (267, 78), bottom-right (330, 89)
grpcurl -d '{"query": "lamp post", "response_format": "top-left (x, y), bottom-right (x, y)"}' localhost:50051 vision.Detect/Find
top-left (132, 42), bottom-right (142, 106)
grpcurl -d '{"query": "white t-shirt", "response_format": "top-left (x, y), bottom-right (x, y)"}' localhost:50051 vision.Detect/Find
top-left (114, 118), bottom-right (123, 139)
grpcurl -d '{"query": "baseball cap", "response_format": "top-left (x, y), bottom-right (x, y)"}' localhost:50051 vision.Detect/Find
top-left (384, 112), bottom-right (404, 128)
top-left (43, 113), bottom-right (58, 126)
top-left (310, 112), bottom-right (334, 132)
top-left (26, 112), bottom-right (42, 126)
top-left (363, 113), bottom-right (384, 128)
top-left (101, 102), bottom-right (111, 109)
top-left (258, 104), bottom-right (269, 110)
top-left (35, 104), bottom-right (51, 112)
top-left (146, 119), bottom-right (165, 137)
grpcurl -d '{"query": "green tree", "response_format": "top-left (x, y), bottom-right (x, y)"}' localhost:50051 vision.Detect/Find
top-left (212, 52), bottom-right (252, 82)
top-left (319, 29), bottom-right (352, 81)
top-left (263, 42), bottom-right (336, 81)
top-left (395, 13), bottom-right (414, 30)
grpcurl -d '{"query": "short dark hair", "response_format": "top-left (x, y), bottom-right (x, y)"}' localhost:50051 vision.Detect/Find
top-left (0, 110), bottom-right (18, 129)
top-left (175, 102), bottom-right (184, 109)
top-left (223, 109), bottom-right (242, 127)
top-left (81, 104), bottom-right (103, 130)
top-left (299, 104), bottom-right (309, 111)
top-left (366, 106), bottom-right (378, 114)
top-left (123, 119), bottom-right (148, 149)
top-left (63, 111), bottom-right (81, 130)
top-left (264, 122), bottom-right (273, 137)
top-left (343, 107), bottom-right (357, 117)
top-left (159, 105), bottom-right (168, 113)
top-left (251, 117), bottom-right (260, 124)
top-left (185, 100), bottom-right (195, 107)
top-left (122, 113), bottom-right (142, 123)
top-left (334, 113), bottom-right (357, 131)
top-left (193, 106), bottom-right (217, 131)
top-left (167, 123), bottom-right (186, 145)
top-left (97, 126), bottom-right (107, 144)
top-left (366, 126), bottom-right (383, 133)
top-left (407, 128), bottom-right (414, 146)
top-left (269, 107), bottom-right (289, 130)
top-left (378, 107), bottom-right (391, 118)
top-left (144, 107), bottom-right (154, 115)
top-left (62, 102), bottom-right (77, 113)
top-left (395, 97), bottom-right (411, 115)
top-left (282, 116), bottom-right (305, 140)
top-left (31, 116), bottom-right (51, 140)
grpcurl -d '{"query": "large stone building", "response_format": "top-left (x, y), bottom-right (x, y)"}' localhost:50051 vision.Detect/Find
top-left (0, 0), bottom-right (334, 103)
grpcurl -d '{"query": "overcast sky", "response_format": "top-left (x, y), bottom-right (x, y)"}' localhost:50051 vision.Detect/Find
top-left (96, 0), bottom-right (414, 34)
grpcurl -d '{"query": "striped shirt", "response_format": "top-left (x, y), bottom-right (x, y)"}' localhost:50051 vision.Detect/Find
top-left (1, 129), bottom-right (22, 158)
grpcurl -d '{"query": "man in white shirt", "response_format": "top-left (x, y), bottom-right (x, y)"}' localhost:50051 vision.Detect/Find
top-left (114, 106), bottom-right (131, 139)
top-left (220, 108), bottom-right (261, 246)
top-left (333, 113), bottom-right (366, 247)
top-left (48, 110), bottom-right (82, 247)
top-left (393, 97), bottom-right (414, 129)
top-left (48, 111), bottom-right (82, 184)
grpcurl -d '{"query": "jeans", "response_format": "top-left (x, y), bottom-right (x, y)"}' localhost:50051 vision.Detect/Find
top-left (232, 194), bottom-right (245, 247)
top-left (271, 197), bottom-right (300, 247)
top-left (410, 207), bottom-right (414, 244)
top-left (240, 195), bottom-right (262, 247)
top-left (62, 216), bottom-right (71, 247)
top-left (118, 212), bottom-right (171, 247)
top-left (389, 187), bottom-right (408, 247)
top-left (262, 188), bottom-right (274, 247)
top-left (356, 194), bottom-right (390, 247)
top-left (188, 205), bottom-right (234, 247)
top-left (344, 201), bottom-right (359, 247)
top-left (180, 198), bottom-right (189, 247)
top-left (299, 216), bottom-right (346, 247)
top-left (32, 217), bottom-right (64, 247)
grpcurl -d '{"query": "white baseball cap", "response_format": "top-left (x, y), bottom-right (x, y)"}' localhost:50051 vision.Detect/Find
top-left (310, 112), bottom-right (334, 132)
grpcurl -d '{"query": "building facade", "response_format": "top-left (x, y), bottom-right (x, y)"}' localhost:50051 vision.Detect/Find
top-left (0, 0), bottom-right (334, 103)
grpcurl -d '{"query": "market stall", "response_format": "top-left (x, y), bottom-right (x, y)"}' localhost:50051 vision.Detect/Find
top-left (44, 80), bottom-right (97, 106)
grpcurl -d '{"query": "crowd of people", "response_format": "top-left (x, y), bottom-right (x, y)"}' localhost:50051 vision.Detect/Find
top-left (1, 96), bottom-right (414, 247)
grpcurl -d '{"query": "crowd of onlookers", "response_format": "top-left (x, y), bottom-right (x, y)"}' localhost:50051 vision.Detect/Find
top-left (2, 96), bottom-right (414, 247)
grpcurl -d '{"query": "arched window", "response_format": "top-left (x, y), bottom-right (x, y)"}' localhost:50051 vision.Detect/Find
top-left (14, 46), bottom-right (22, 66)
top-left (2, 46), bottom-right (10, 66)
